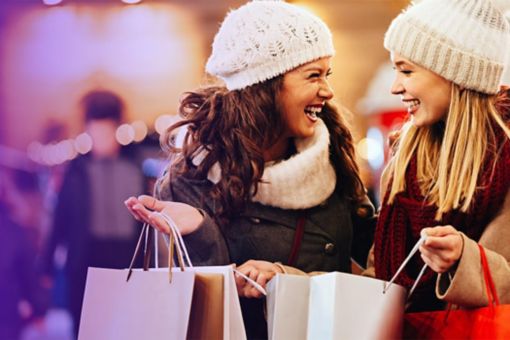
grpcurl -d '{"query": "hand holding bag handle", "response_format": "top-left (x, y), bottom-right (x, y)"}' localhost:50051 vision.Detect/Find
top-left (159, 212), bottom-right (267, 296)
top-left (384, 229), bottom-right (429, 298)
top-left (385, 230), bottom-right (500, 308)
top-left (126, 214), bottom-right (188, 282)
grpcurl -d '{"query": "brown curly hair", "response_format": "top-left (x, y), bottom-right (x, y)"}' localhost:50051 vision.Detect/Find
top-left (163, 76), bottom-right (365, 225)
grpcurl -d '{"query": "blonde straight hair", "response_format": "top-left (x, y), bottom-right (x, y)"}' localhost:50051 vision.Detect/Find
top-left (388, 85), bottom-right (510, 220)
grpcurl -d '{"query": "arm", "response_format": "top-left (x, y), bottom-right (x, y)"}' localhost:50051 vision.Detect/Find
top-left (125, 171), bottom-right (230, 265)
top-left (435, 188), bottom-right (510, 307)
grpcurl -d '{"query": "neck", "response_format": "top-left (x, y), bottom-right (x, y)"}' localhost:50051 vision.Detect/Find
top-left (264, 137), bottom-right (291, 162)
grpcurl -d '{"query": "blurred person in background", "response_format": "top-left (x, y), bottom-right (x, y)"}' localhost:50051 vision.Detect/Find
top-left (41, 90), bottom-right (143, 335)
top-left (0, 168), bottom-right (48, 340)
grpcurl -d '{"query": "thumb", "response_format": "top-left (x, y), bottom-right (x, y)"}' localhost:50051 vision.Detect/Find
top-left (137, 195), bottom-right (166, 212)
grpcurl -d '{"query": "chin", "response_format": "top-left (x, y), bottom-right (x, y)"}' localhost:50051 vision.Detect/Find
top-left (299, 128), bottom-right (315, 138)
top-left (410, 114), bottom-right (427, 128)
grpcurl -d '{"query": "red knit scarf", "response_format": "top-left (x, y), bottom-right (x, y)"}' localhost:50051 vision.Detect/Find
top-left (374, 89), bottom-right (510, 311)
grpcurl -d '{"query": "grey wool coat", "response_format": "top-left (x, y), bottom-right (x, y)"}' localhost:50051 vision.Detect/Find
top-left (156, 167), bottom-right (375, 272)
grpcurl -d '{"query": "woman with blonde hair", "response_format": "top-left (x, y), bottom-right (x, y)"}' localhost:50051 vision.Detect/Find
top-left (372, 0), bottom-right (510, 312)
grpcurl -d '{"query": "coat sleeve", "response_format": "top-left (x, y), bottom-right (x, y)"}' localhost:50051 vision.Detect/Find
top-left (436, 187), bottom-right (510, 307)
top-left (155, 171), bottom-right (230, 266)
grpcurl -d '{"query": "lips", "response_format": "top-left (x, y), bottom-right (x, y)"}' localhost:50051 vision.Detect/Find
top-left (304, 105), bottom-right (322, 122)
top-left (402, 99), bottom-right (420, 114)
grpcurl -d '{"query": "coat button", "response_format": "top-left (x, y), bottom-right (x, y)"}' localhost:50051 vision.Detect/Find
top-left (324, 243), bottom-right (336, 255)
top-left (250, 217), bottom-right (261, 224)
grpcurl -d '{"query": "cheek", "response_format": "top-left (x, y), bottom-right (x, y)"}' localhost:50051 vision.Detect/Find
top-left (434, 92), bottom-right (451, 118)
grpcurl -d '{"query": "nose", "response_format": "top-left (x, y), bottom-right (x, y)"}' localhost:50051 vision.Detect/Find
top-left (318, 81), bottom-right (334, 100)
top-left (391, 76), bottom-right (404, 95)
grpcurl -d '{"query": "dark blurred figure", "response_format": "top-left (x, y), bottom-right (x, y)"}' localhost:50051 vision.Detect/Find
top-left (41, 90), bottom-right (143, 336)
top-left (0, 168), bottom-right (48, 340)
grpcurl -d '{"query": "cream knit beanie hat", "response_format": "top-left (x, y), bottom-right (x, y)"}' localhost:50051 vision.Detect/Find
top-left (384, 0), bottom-right (510, 94)
top-left (205, 0), bottom-right (335, 91)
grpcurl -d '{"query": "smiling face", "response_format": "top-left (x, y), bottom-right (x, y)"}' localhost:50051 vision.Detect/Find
top-left (390, 52), bottom-right (452, 127)
top-left (278, 57), bottom-right (334, 138)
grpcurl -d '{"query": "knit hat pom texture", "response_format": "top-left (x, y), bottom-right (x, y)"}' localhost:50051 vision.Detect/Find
top-left (206, 0), bottom-right (335, 90)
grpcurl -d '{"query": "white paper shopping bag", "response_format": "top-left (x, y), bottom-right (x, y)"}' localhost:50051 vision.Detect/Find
top-left (266, 272), bottom-right (406, 340)
top-left (78, 267), bottom-right (196, 340)
top-left (308, 272), bottom-right (406, 340)
top-left (266, 274), bottom-right (310, 340)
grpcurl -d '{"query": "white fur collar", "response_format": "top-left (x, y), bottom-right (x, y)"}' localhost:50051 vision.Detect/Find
top-left (252, 118), bottom-right (336, 209)
top-left (192, 118), bottom-right (337, 209)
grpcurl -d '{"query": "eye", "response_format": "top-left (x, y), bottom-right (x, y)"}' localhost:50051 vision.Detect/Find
top-left (326, 71), bottom-right (333, 78)
top-left (308, 72), bottom-right (321, 79)
top-left (399, 70), bottom-right (412, 75)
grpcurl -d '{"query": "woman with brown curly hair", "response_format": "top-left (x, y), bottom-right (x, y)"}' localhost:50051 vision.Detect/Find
top-left (125, 1), bottom-right (374, 338)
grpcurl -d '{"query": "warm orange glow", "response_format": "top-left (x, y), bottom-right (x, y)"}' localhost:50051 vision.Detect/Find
top-left (1, 4), bottom-right (205, 149)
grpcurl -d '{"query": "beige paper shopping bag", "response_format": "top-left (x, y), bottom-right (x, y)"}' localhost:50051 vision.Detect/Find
top-left (156, 266), bottom-right (246, 340)
top-left (308, 272), bottom-right (406, 340)
top-left (187, 273), bottom-right (224, 340)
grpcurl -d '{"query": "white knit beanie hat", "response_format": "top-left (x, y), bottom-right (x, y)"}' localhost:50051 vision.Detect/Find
top-left (205, 0), bottom-right (335, 91)
top-left (384, 0), bottom-right (510, 94)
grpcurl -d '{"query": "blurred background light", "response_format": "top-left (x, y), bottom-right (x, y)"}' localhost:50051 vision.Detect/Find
top-left (131, 120), bottom-right (148, 142)
top-left (154, 114), bottom-right (178, 136)
top-left (115, 124), bottom-right (135, 145)
top-left (74, 133), bottom-right (93, 155)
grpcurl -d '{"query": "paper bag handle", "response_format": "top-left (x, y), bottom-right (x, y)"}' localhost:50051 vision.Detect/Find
top-left (126, 223), bottom-right (150, 281)
top-left (383, 230), bottom-right (428, 298)
top-left (126, 215), bottom-right (189, 282)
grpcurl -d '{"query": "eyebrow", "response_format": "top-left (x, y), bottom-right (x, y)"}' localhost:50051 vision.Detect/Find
top-left (394, 60), bottom-right (413, 68)
top-left (301, 66), bottom-right (332, 73)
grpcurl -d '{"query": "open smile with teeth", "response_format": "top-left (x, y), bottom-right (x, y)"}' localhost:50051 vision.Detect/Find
top-left (404, 99), bottom-right (420, 113)
top-left (304, 106), bottom-right (322, 121)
